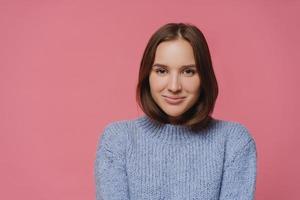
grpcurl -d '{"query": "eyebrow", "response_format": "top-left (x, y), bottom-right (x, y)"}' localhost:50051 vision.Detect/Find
top-left (152, 63), bottom-right (196, 69)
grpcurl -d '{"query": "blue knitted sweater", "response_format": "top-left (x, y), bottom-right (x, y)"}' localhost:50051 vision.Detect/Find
top-left (94, 115), bottom-right (257, 200)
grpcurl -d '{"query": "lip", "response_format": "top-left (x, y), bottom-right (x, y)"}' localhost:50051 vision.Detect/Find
top-left (163, 95), bottom-right (185, 100)
top-left (163, 95), bottom-right (185, 105)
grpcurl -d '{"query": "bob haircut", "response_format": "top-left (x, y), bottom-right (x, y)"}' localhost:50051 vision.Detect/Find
top-left (136, 22), bottom-right (218, 131)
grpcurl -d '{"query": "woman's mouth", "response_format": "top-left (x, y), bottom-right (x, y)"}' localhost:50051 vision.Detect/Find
top-left (163, 96), bottom-right (185, 105)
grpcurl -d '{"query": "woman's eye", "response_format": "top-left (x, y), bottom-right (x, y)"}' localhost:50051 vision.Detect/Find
top-left (154, 68), bottom-right (196, 76)
top-left (183, 69), bottom-right (196, 76)
top-left (155, 68), bottom-right (167, 75)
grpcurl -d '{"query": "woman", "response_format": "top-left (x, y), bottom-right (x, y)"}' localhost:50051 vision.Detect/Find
top-left (94, 23), bottom-right (257, 200)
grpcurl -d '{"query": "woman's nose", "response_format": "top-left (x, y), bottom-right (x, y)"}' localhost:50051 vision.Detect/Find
top-left (167, 73), bottom-right (182, 92)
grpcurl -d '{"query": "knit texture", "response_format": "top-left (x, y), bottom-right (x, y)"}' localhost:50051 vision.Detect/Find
top-left (94, 115), bottom-right (257, 200)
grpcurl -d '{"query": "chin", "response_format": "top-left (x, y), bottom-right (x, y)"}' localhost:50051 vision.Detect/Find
top-left (166, 113), bottom-right (181, 117)
top-left (163, 109), bottom-right (185, 117)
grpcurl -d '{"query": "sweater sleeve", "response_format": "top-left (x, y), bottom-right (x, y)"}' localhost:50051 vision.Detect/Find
top-left (219, 124), bottom-right (257, 200)
top-left (94, 121), bottom-right (130, 200)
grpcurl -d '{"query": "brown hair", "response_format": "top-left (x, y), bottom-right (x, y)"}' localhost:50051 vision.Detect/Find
top-left (136, 22), bottom-right (218, 131)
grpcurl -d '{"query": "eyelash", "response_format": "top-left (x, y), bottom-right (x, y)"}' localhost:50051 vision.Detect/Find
top-left (154, 68), bottom-right (196, 76)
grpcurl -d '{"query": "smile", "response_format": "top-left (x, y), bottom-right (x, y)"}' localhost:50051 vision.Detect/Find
top-left (163, 96), bottom-right (185, 105)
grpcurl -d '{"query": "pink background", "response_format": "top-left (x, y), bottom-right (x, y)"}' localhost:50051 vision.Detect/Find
top-left (1, 0), bottom-right (299, 199)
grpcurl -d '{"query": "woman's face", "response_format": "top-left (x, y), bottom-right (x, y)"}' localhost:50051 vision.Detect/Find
top-left (149, 38), bottom-right (201, 118)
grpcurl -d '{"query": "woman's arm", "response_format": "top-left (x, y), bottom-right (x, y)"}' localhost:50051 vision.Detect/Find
top-left (219, 125), bottom-right (258, 200)
top-left (94, 122), bottom-right (130, 200)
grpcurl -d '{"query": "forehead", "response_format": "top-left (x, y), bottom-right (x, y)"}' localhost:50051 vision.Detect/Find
top-left (154, 39), bottom-right (195, 66)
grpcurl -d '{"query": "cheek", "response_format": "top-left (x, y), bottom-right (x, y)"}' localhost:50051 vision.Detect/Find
top-left (149, 74), bottom-right (166, 91)
top-left (183, 77), bottom-right (201, 93)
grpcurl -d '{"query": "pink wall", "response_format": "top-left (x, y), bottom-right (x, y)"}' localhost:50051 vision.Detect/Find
top-left (1, 1), bottom-right (299, 199)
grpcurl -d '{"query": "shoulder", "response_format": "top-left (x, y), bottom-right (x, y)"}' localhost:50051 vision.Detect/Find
top-left (102, 119), bottom-right (130, 138)
top-left (212, 118), bottom-right (255, 142)
top-left (212, 118), bottom-right (257, 160)
top-left (96, 118), bottom-right (132, 154)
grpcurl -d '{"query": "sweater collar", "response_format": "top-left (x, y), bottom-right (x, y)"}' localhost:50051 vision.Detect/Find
top-left (134, 114), bottom-right (212, 145)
